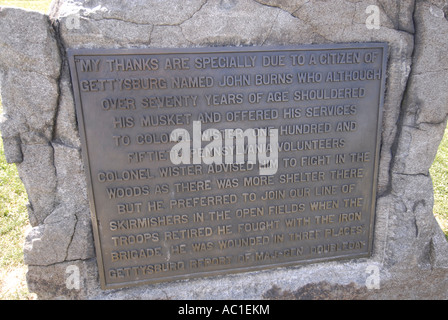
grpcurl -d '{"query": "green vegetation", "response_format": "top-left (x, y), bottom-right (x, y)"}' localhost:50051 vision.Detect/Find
top-left (0, 0), bottom-right (52, 13)
top-left (0, 101), bottom-right (34, 299)
top-left (430, 126), bottom-right (448, 239)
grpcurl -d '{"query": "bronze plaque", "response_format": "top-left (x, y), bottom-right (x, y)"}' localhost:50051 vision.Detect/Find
top-left (68, 43), bottom-right (387, 289)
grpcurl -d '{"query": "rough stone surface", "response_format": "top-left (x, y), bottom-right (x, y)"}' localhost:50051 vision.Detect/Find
top-left (393, 1), bottom-right (448, 177)
top-left (23, 206), bottom-right (77, 266)
top-left (0, 8), bottom-right (60, 162)
top-left (17, 144), bottom-right (57, 226)
top-left (0, 7), bottom-right (60, 78)
top-left (0, 0), bottom-right (448, 299)
top-left (0, 7), bottom-right (61, 228)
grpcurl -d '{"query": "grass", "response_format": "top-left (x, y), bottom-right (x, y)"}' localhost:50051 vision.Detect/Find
top-left (430, 126), bottom-right (448, 238)
top-left (0, 0), bottom-right (52, 13)
top-left (0, 101), bottom-right (35, 300)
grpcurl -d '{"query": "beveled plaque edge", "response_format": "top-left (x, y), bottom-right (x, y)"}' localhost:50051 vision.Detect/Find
top-left (67, 42), bottom-right (388, 290)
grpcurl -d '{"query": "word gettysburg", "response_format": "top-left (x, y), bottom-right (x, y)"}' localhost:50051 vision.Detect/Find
top-left (170, 121), bottom-right (279, 175)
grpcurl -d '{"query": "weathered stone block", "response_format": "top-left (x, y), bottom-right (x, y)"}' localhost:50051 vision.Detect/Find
top-left (24, 206), bottom-right (76, 266)
top-left (0, 0), bottom-right (447, 300)
top-left (17, 144), bottom-right (57, 226)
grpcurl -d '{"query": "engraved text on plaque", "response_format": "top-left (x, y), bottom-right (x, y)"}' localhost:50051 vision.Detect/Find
top-left (68, 44), bottom-right (387, 289)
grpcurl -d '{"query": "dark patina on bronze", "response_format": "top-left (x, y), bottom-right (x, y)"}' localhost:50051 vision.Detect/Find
top-left (68, 43), bottom-right (387, 290)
